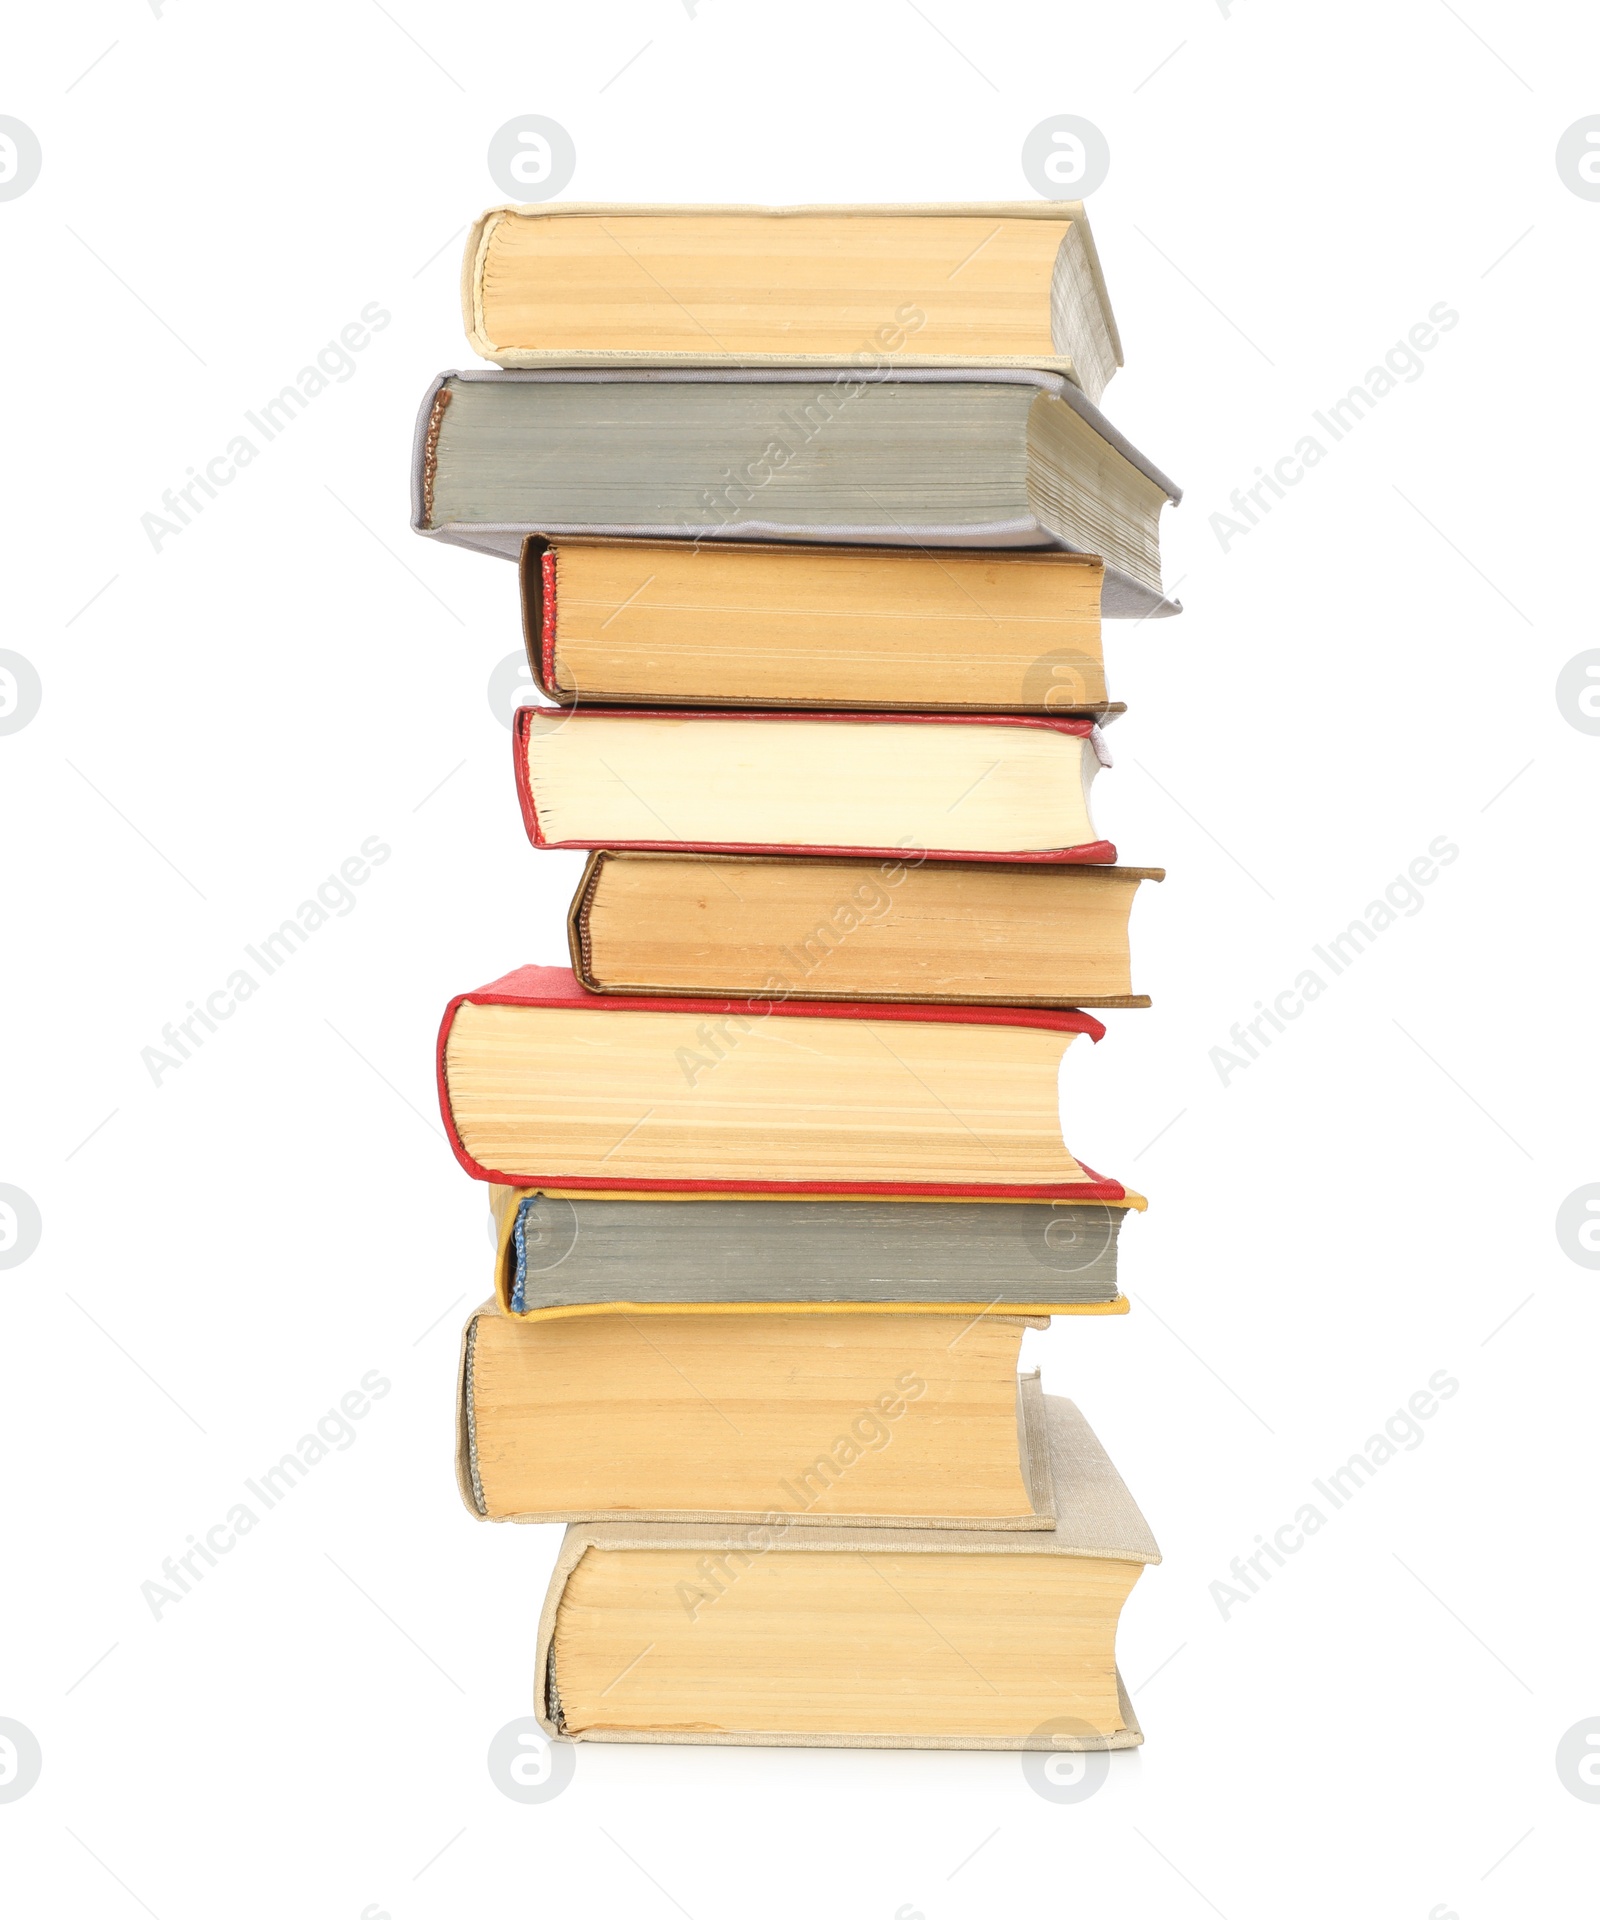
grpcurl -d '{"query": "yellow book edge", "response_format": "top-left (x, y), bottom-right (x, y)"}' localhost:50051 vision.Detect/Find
top-left (460, 200), bottom-right (1122, 375)
top-left (458, 1333), bottom-right (1066, 1530)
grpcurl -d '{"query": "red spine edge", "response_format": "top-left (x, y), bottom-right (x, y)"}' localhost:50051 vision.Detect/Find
top-left (540, 547), bottom-right (558, 691)
top-left (513, 708), bottom-right (1099, 736)
top-left (512, 709), bottom-right (546, 847)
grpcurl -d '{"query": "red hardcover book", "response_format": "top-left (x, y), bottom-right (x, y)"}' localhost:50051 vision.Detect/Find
top-left (511, 706), bottom-right (1117, 865)
top-left (436, 964), bottom-right (1126, 1201)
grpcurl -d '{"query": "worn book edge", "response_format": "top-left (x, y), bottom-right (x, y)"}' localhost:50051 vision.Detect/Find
top-left (437, 964), bottom-right (1126, 1198)
top-left (512, 704), bottom-right (1119, 866)
top-left (460, 200), bottom-right (1123, 381)
top-left (532, 1393), bottom-right (1157, 1748)
top-left (565, 848), bottom-right (1163, 1007)
top-left (517, 534), bottom-right (1128, 716)
top-left (458, 1311), bottom-right (1061, 1530)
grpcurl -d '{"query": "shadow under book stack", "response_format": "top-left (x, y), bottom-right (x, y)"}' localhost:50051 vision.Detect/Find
top-left (417, 201), bottom-right (1182, 1752)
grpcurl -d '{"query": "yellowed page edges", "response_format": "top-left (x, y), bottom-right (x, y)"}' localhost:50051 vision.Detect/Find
top-left (459, 1344), bottom-right (1062, 1530)
top-left (458, 201), bottom-right (1121, 375)
top-left (532, 1542), bottom-right (1145, 1749)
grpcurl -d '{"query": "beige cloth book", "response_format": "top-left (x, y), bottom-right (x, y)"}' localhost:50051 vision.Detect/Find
top-left (535, 1394), bottom-right (1158, 1750)
top-left (461, 202), bottom-right (1123, 401)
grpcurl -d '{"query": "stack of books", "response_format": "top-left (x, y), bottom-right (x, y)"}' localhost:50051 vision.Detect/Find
top-left (416, 202), bottom-right (1179, 1753)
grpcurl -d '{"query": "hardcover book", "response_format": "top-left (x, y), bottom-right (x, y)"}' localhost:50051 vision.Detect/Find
top-left (458, 1304), bottom-right (1060, 1528)
top-left (567, 850), bottom-right (1161, 1007)
top-left (488, 1186), bottom-right (1136, 1319)
top-left (513, 709), bottom-right (1116, 864)
top-left (520, 535), bottom-right (1117, 714)
top-left (533, 1394), bottom-right (1158, 1749)
top-left (435, 965), bottom-right (1126, 1199)
top-left (411, 368), bottom-right (1181, 616)
top-left (463, 201), bottom-right (1122, 399)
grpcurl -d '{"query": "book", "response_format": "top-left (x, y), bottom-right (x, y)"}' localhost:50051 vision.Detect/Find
top-left (487, 1186), bottom-right (1137, 1320)
top-left (513, 709), bottom-right (1115, 864)
top-left (568, 850), bottom-right (1161, 1008)
top-left (435, 965), bottom-right (1125, 1199)
top-left (463, 203), bottom-right (1121, 397)
top-left (458, 1304), bottom-right (1060, 1528)
top-left (533, 1393), bottom-right (1158, 1749)
top-left (520, 535), bottom-right (1119, 714)
top-left (411, 368), bottom-right (1181, 617)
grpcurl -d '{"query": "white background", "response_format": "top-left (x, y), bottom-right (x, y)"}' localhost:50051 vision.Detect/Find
top-left (3, 3), bottom-right (1597, 1914)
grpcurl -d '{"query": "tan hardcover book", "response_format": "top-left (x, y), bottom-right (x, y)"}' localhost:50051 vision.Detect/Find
top-left (520, 535), bottom-right (1119, 714)
top-left (568, 850), bottom-right (1162, 1008)
top-left (462, 202), bottom-right (1122, 401)
top-left (534, 1394), bottom-right (1158, 1749)
top-left (457, 1304), bottom-right (1058, 1529)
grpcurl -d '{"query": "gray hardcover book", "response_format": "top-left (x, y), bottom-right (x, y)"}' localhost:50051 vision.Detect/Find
top-left (497, 1190), bottom-right (1129, 1316)
top-left (411, 368), bottom-right (1181, 617)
